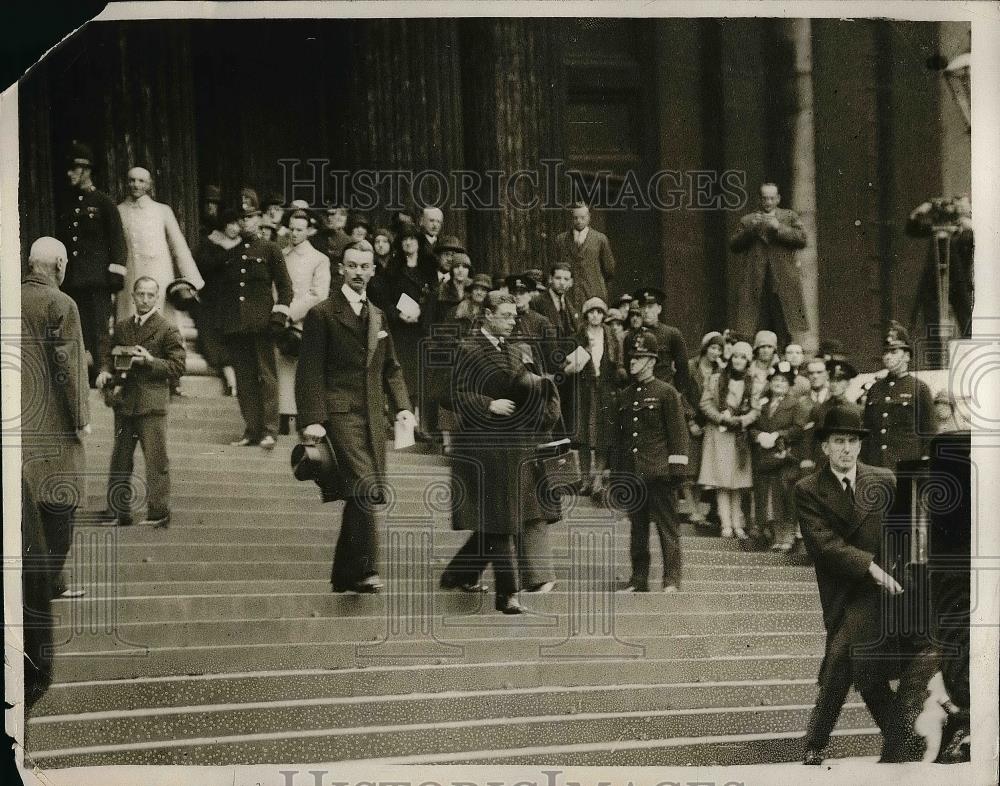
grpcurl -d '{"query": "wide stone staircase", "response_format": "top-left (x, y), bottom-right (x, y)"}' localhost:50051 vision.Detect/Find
top-left (23, 391), bottom-right (882, 769)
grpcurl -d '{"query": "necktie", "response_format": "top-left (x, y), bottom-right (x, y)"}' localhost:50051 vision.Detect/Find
top-left (358, 299), bottom-right (369, 321)
top-left (843, 477), bottom-right (853, 499)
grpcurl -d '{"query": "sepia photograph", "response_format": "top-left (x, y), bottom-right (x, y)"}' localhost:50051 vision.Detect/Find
top-left (2, 2), bottom-right (998, 784)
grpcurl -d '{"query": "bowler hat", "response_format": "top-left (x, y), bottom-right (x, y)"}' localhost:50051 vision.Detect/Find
top-left (275, 324), bottom-right (303, 358)
top-left (290, 435), bottom-right (345, 502)
top-left (582, 296), bottom-right (608, 315)
top-left (631, 330), bottom-right (659, 359)
top-left (436, 235), bottom-right (466, 255)
top-left (524, 268), bottom-right (546, 291)
top-left (827, 358), bottom-right (858, 381)
top-left (165, 279), bottom-right (199, 311)
top-left (817, 338), bottom-right (847, 362)
top-left (816, 405), bottom-right (869, 440)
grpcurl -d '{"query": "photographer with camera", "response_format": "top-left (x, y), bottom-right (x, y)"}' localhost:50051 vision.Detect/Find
top-left (97, 276), bottom-right (186, 528)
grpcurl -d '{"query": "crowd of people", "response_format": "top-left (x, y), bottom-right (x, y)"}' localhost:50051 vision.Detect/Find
top-left (21, 143), bottom-right (970, 761)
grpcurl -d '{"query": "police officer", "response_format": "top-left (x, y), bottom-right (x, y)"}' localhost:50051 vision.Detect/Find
top-left (861, 322), bottom-right (935, 472)
top-left (57, 142), bottom-right (128, 387)
top-left (612, 332), bottom-right (690, 593)
top-left (508, 272), bottom-right (556, 374)
top-left (200, 190), bottom-right (293, 449)
top-left (628, 287), bottom-right (690, 396)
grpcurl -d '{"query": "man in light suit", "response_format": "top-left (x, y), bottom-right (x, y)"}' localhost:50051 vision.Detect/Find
top-left (295, 243), bottom-right (415, 593)
top-left (22, 237), bottom-right (91, 599)
top-left (553, 202), bottom-right (616, 310)
top-left (796, 405), bottom-right (908, 764)
top-left (730, 182), bottom-right (808, 347)
top-left (97, 276), bottom-right (187, 528)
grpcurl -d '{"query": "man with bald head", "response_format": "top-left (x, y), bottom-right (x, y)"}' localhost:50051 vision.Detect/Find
top-left (117, 166), bottom-right (204, 325)
top-left (22, 237), bottom-right (91, 600)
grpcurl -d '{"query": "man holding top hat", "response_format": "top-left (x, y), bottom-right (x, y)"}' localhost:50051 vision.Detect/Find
top-left (861, 321), bottom-right (935, 472)
top-left (199, 190), bottom-right (293, 450)
top-left (612, 331), bottom-right (690, 593)
top-left (796, 404), bottom-right (908, 764)
top-left (295, 241), bottom-right (414, 593)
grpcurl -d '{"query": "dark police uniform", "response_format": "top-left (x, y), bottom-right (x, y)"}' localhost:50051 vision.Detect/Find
top-left (201, 220), bottom-right (292, 442)
top-left (510, 274), bottom-right (557, 375)
top-left (57, 157), bottom-right (128, 384)
top-left (628, 288), bottom-right (691, 395)
top-left (611, 332), bottom-right (690, 591)
top-left (860, 325), bottom-right (935, 471)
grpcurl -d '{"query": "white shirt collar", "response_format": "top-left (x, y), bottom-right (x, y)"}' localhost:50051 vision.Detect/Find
top-left (341, 282), bottom-right (366, 305)
top-left (128, 194), bottom-right (153, 209)
top-left (480, 326), bottom-right (501, 349)
top-left (573, 226), bottom-right (590, 242)
top-left (135, 308), bottom-right (156, 326)
top-left (830, 464), bottom-right (858, 488)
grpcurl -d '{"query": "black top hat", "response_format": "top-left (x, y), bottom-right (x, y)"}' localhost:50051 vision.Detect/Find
top-left (275, 324), bottom-right (304, 358)
top-left (883, 321), bottom-right (912, 351)
top-left (827, 358), bottom-right (858, 381)
top-left (633, 287), bottom-right (665, 305)
top-left (816, 404), bottom-right (870, 440)
top-left (505, 273), bottom-right (536, 292)
top-left (290, 435), bottom-right (344, 502)
top-left (68, 141), bottom-right (94, 168)
top-left (165, 280), bottom-right (199, 311)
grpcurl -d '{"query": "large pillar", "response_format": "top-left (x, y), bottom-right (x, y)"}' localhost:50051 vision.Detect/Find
top-left (780, 19), bottom-right (820, 354)
top-left (459, 19), bottom-right (565, 276)
top-left (347, 19), bottom-right (467, 241)
top-left (18, 59), bottom-right (55, 271)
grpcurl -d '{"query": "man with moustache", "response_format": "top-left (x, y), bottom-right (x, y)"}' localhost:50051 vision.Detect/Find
top-left (797, 405), bottom-right (907, 764)
top-left (296, 243), bottom-right (415, 593)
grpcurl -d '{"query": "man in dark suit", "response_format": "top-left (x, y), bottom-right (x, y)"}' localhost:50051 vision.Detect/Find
top-left (531, 263), bottom-right (580, 439)
top-left (441, 292), bottom-right (563, 613)
top-left (729, 182), bottom-right (808, 346)
top-left (22, 237), bottom-right (91, 599)
top-left (56, 142), bottom-right (128, 387)
top-left (628, 287), bottom-right (690, 395)
top-left (97, 276), bottom-right (186, 528)
top-left (296, 243), bottom-right (414, 593)
top-left (200, 192), bottom-right (293, 449)
top-left (553, 202), bottom-right (616, 309)
top-left (509, 272), bottom-right (557, 375)
top-left (796, 405), bottom-right (907, 764)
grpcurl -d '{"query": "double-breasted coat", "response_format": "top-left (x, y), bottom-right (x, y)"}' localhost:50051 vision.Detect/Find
top-left (295, 288), bottom-right (411, 494)
top-left (729, 207), bottom-right (808, 336)
top-left (21, 274), bottom-right (90, 509)
top-left (610, 376), bottom-right (690, 481)
top-left (861, 372), bottom-right (935, 471)
top-left (57, 185), bottom-right (128, 291)
top-left (553, 228), bottom-right (616, 307)
top-left (446, 332), bottom-right (563, 534)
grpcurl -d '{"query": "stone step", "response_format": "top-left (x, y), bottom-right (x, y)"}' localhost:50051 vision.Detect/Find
top-left (399, 728), bottom-right (882, 766)
top-left (51, 588), bottom-right (822, 625)
top-left (51, 609), bottom-right (825, 653)
top-left (62, 558), bottom-right (815, 583)
top-left (49, 632), bottom-right (829, 682)
top-left (28, 678), bottom-right (859, 752)
top-left (26, 702), bottom-right (875, 767)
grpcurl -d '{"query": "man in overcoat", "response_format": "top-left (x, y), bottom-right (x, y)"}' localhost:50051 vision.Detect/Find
top-left (97, 276), bottom-right (187, 528)
top-left (796, 405), bottom-right (907, 764)
top-left (729, 182), bottom-right (808, 346)
top-left (21, 237), bottom-right (91, 598)
top-left (553, 202), bottom-right (616, 309)
top-left (441, 292), bottom-right (563, 613)
top-left (295, 244), bottom-right (414, 593)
